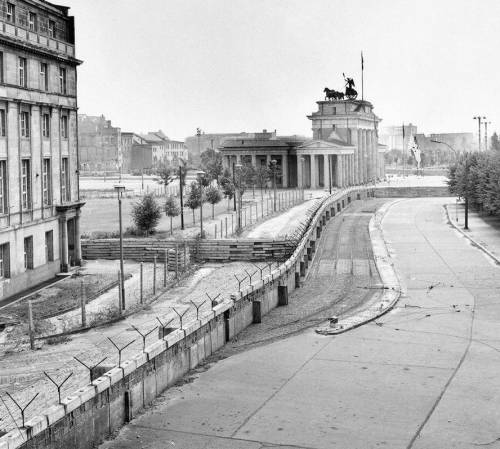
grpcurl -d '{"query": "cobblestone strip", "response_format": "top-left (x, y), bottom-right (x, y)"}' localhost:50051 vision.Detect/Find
top-left (316, 199), bottom-right (403, 335)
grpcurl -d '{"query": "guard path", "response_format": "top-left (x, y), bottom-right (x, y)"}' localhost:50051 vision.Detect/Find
top-left (100, 197), bottom-right (500, 449)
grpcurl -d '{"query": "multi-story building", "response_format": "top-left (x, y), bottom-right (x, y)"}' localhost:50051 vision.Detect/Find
top-left (130, 131), bottom-right (188, 173)
top-left (121, 131), bottom-right (146, 173)
top-left (78, 114), bottom-right (122, 174)
top-left (0, 0), bottom-right (82, 299)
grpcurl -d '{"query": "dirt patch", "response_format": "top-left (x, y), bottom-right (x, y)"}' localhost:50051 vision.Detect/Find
top-left (0, 271), bottom-right (131, 322)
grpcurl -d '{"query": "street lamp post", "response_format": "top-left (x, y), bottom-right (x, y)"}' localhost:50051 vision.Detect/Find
top-left (235, 163), bottom-right (242, 232)
top-left (114, 185), bottom-right (126, 310)
top-left (196, 171), bottom-right (205, 238)
top-left (431, 139), bottom-right (469, 230)
top-left (178, 159), bottom-right (186, 230)
top-left (271, 159), bottom-right (277, 212)
top-left (473, 116), bottom-right (486, 151)
top-left (483, 121), bottom-right (491, 151)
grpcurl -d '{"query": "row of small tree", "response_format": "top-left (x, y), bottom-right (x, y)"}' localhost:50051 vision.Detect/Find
top-left (448, 150), bottom-right (500, 215)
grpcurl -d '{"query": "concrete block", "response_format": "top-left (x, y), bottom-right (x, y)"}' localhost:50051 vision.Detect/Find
top-left (189, 342), bottom-right (199, 369)
top-left (0, 437), bottom-right (8, 449)
top-left (92, 375), bottom-right (111, 393)
top-left (121, 359), bottom-right (137, 377)
top-left (145, 339), bottom-right (166, 360)
top-left (165, 329), bottom-right (185, 348)
top-left (4, 428), bottom-right (28, 449)
top-left (76, 384), bottom-right (96, 404)
top-left (105, 367), bottom-right (124, 386)
top-left (24, 415), bottom-right (48, 438)
top-left (44, 403), bottom-right (66, 425)
top-left (133, 351), bottom-right (149, 367)
top-left (213, 301), bottom-right (231, 317)
top-left (183, 319), bottom-right (201, 338)
top-left (61, 394), bottom-right (82, 414)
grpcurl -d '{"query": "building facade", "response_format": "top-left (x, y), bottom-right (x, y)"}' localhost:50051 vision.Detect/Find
top-left (130, 131), bottom-right (188, 173)
top-left (121, 131), bottom-right (145, 173)
top-left (78, 114), bottom-right (122, 174)
top-left (220, 96), bottom-right (385, 188)
top-left (0, 0), bottom-right (82, 299)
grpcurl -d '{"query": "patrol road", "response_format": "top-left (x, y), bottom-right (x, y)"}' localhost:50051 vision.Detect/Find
top-left (101, 197), bottom-right (500, 449)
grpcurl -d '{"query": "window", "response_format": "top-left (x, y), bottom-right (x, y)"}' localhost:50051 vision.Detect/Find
top-left (0, 160), bottom-right (7, 214)
top-left (45, 231), bottom-right (53, 262)
top-left (42, 113), bottom-right (50, 138)
top-left (21, 159), bottom-right (31, 209)
top-left (48, 20), bottom-right (55, 38)
top-left (60, 115), bottom-right (68, 138)
top-left (20, 111), bottom-right (30, 137)
top-left (6, 3), bottom-right (15, 23)
top-left (0, 110), bottom-right (5, 136)
top-left (18, 57), bottom-right (27, 87)
top-left (0, 243), bottom-right (10, 278)
top-left (28, 12), bottom-right (36, 31)
top-left (40, 63), bottom-right (48, 91)
top-left (61, 157), bottom-right (69, 202)
top-left (42, 158), bottom-right (51, 205)
top-left (59, 67), bottom-right (66, 94)
top-left (24, 236), bottom-right (33, 270)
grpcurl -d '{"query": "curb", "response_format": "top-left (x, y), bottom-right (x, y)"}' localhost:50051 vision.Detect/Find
top-left (316, 199), bottom-right (403, 335)
top-left (444, 204), bottom-right (500, 265)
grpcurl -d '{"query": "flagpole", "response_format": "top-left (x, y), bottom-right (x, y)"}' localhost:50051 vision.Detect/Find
top-left (361, 51), bottom-right (364, 101)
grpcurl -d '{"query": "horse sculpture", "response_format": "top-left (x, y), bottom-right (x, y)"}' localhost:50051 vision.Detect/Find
top-left (323, 87), bottom-right (344, 101)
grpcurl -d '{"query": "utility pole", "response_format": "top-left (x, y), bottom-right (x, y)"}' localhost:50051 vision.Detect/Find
top-left (483, 120), bottom-right (491, 151)
top-left (473, 116), bottom-right (486, 151)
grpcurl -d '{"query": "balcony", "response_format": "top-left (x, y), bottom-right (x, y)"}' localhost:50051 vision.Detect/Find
top-left (0, 21), bottom-right (75, 58)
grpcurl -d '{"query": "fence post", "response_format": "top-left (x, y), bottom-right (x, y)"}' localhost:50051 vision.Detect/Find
top-left (175, 243), bottom-right (179, 279)
top-left (117, 271), bottom-right (122, 315)
top-left (183, 242), bottom-right (187, 271)
top-left (80, 279), bottom-right (87, 328)
top-left (163, 250), bottom-right (167, 287)
top-left (140, 262), bottom-right (144, 304)
top-left (28, 300), bottom-right (35, 350)
top-left (153, 255), bottom-right (157, 295)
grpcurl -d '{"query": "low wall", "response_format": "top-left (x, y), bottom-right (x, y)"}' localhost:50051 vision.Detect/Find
top-left (1, 187), bottom-right (371, 449)
top-left (81, 239), bottom-right (289, 263)
top-left (374, 186), bottom-right (450, 197)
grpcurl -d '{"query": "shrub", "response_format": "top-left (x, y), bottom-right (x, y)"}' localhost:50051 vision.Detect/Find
top-left (132, 193), bottom-right (162, 236)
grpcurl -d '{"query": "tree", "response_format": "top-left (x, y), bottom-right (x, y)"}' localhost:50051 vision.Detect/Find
top-left (200, 149), bottom-right (223, 183)
top-left (132, 194), bottom-right (162, 236)
top-left (220, 170), bottom-right (235, 210)
top-left (185, 181), bottom-right (202, 224)
top-left (205, 185), bottom-right (222, 219)
top-left (255, 165), bottom-right (270, 199)
top-left (164, 195), bottom-right (181, 235)
top-left (491, 132), bottom-right (500, 151)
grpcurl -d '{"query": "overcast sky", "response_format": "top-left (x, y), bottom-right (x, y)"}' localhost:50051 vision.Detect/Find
top-left (63, 0), bottom-right (499, 140)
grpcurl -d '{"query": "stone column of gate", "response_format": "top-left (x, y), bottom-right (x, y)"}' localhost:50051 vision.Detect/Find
top-left (336, 155), bottom-right (343, 187)
top-left (364, 130), bottom-right (369, 183)
top-left (356, 129), bottom-right (362, 183)
top-left (237, 154), bottom-right (242, 165)
top-left (323, 154), bottom-right (329, 191)
top-left (351, 130), bottom-right (359, 185)
top-left (251, 153), bottom-right (257, 167)
top-left (367, 130), bottom-right (373, 182)
top-left (297, 156), bottom-right (303, 188)
top-left (282, 154), bottom-right (288, 187)
top-left (310, 155), bottom-right (317, 189)
top-left (371, 130), bottom-right (376, 181)
top-left (350, 154), bottom-right (354, 185)
top-left (344, 155), bottom-right (348, 186)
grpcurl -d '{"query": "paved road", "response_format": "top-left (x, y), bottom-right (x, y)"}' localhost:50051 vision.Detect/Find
top-left (101, 197), bottom-right (500, 449)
